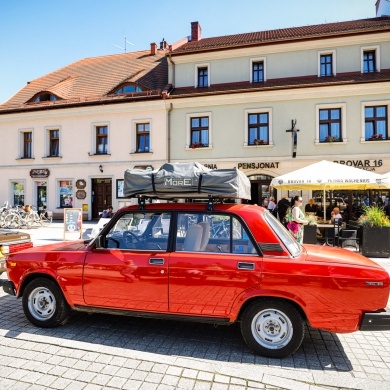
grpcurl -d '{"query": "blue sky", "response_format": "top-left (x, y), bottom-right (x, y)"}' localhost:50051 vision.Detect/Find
top-left (0, 0), bottom-right (376, 103)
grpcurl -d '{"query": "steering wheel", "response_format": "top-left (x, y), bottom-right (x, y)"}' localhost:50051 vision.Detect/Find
top-left (123, 230), bottom-right (141, 247)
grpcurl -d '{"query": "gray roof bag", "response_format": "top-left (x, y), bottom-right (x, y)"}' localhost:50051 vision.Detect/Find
top-left (123, 162), bottom-right (251, 200)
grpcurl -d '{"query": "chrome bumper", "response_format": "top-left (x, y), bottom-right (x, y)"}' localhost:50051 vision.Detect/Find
top-left (360, 310), bottom-right (390, 331)
top-left (1, 280), bottom-right (16, 296)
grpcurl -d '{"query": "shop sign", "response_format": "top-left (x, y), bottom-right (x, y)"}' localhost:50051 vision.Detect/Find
top-left (334, 159), bottom-right (383, 171)
top-left (76, 190), bottom-right (86, 199)
top-left (30, 168), bottom-right (50, 178)
top-left (238, 162), bottom-right (280, 170)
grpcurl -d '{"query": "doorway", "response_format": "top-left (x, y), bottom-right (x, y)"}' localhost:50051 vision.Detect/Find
top-left (248, 175), bottom-right (276, 206)
top-left (36, 182), bottom-right (47, 213)
top-left (92, 178), bottom-right (112, 219)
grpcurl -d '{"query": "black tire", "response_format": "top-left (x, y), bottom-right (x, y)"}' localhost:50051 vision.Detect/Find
top-left (240, 299), bottom-right (304, 358)
top-left (22, 278), bottom-right (70, 328)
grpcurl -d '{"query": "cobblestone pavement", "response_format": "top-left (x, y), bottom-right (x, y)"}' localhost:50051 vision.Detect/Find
top-left (0, 222), bottom-right (390, 390)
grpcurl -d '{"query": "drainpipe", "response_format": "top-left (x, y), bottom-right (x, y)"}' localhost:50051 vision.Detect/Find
top-left (167, 102), bottom-right (173, 163)
top-left (168, 51), bottom-right (175, 89)
top-left (167, 51), bottom-right (175, 164)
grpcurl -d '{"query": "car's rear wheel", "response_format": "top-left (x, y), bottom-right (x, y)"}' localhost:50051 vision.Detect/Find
top-left (22, 278), bottom-right (70, 327)
top-left (240, 299), bottom-right (304, 358)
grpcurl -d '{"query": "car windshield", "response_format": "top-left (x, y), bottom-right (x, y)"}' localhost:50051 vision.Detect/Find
top-left (264, 212), bottom-right (301, 257)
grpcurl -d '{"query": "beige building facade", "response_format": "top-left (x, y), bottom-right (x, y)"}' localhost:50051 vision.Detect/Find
top-left (1, 3), bottom-right (390, 219)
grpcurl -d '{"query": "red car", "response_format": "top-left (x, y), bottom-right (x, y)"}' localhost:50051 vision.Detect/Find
top-left (3, 203), bottom-right (390, 358)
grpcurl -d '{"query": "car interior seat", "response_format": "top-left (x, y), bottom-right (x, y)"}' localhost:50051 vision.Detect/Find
top-left (182, 224), bottom-right (203, 251)
top-left (198, 221), bottom-right (210, 251)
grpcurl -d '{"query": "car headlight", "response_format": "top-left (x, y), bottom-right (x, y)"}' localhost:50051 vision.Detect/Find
top-left (0, 245), bottom-right (10, 256)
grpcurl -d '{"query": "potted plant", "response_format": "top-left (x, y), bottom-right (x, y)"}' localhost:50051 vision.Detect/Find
top-left (358, 205), bottom-right (390, 258)
top-left (253, 139), bottom-right (269, 145)
top-left (303, 214), bottom-right (318, 244)
top-left (368, 134), bottom-right (384, 141)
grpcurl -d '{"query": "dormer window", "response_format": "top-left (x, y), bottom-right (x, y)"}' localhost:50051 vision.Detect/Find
top-left (114, 83), bottom-right (143, 94)
top-left (32, 93), bottom-right (58, 103)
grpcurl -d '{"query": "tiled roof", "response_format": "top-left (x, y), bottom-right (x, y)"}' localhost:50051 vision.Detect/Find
top-left (1, 50), bottom-right (168, 111)
top-left (172, 17), bottom-right (390, 54)
top-left (168, 70), bottom-right (390, 98)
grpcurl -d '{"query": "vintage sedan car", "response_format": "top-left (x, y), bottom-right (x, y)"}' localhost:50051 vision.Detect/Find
top-left (0, 229), bottom-right (33, 275)
top-left (3, 203), bottom-right (390, 358)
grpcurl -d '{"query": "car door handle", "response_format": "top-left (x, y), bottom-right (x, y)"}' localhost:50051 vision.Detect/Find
top-left (149, 258), bottom-right (164, 265)
top-left (237, 262), bottom-right (255, 270)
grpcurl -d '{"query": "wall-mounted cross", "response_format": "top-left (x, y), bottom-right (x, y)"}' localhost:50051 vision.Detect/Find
top-left (285, 119), bottom-right (299, 158)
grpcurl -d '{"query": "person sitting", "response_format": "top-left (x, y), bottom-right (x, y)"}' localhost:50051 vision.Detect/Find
top-left (305, 198), bottom-right (318, 215)
top-left (102, 205), bottom-right (114, 218)
top-left (330, 207), bottom-right (343, 225)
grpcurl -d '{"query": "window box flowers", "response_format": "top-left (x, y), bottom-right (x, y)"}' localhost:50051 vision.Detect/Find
top-left (253, 139), bottom-right (269, 145)
top-left (189, 142), bottom-right (208, 149)
top-left (324, 135), bottom-right (337, 143)
top-left (368, 134), bottom-right (384, 141)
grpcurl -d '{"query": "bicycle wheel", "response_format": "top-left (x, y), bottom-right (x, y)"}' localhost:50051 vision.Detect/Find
top-left (4, 213), bottom-right (21, 229)
top-left (40, 214), bottom-right (52, 226)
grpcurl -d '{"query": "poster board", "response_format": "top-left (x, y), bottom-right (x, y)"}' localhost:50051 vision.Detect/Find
top-left (63, 208), bottom-right (82, 240)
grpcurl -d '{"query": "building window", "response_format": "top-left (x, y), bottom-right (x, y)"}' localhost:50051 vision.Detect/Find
top-left (59, 180), bottom-right (73, 208)
top-left (23, 132), bottom-right (33, 158)
top-left (31, 93), bottom-right (58, 103)
top-left (319, 108), bottom-right (341, 142)
top-left (136, 123), bottom-right (150, 152)
top-left (190, 117), bottom-right (209, 148)
top-left (12, 181), bottom-right (25, 206)
top-left (197, 67), bottom-right (208, 87)
top-left (49, 130), bottom-right (60, 157)
top-left (252, 61), bottom-right (264, 83)
top-left (114, 83), bottom-right (143, 94)
top-left (96, 125), bottom-right (108, 154)
top-left (365, 106), bottom-right (387, 140)
top-left (320, 54), bottom-right (333, 76)
top-left (363, 50), bottom-right (376, 73)
top-left (248, 113), bottom-right (269, 145)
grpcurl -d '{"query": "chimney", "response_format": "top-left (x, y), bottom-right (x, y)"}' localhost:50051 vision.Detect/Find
top-left (376, 0), bottom-right (390, 16)
top-left (191, 21), bottom-right (202, 42)
top-left (150, 42), bottom-right (157, 55)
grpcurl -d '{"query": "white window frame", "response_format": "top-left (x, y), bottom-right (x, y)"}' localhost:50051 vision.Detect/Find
top-left (90, 122), bottom-right (110, 155)
top-left (318, 50), bottom-right (336, 77)
top-left (361, 45), bottom-right (380, 73)
top-left (315, 102), bottom-right (347, 144)
top-left (44, 126), bottom-right (61, 157)
top-left (18, 128), bottom-right (34, 159)
top-left (360, 100), bottom-right (390, 142)
top-left (186, 112), bottom-right (212, 149)
top-left (194, 63), bottom-right (210, 88)
top-left (244, 108), bottom-right (273, 147)
top-left (131, 119), bottom-right (152, 153)
top-left (250, 57), bottom-right (267, 83)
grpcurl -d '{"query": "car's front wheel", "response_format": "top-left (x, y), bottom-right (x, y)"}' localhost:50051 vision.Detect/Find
top-left (240, 299), bottom-right (304, 358)
top-left (22, 278), bottom-right (70, 327)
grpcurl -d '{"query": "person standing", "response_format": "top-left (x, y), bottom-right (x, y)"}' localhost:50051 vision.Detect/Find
top-left (277, 196), bottom-right (290, 223)
top-left (267, 197), bottom-right (277, 216)
top-left (286, 196), bottom-right (308, 244)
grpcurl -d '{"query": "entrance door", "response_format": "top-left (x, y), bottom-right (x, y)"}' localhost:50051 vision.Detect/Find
top-left (36, 183), bottom-right (47, 213)
top-left (248, 175), bottom-right (276, 206)
top-left (92, 179), bottom-right (112, 219)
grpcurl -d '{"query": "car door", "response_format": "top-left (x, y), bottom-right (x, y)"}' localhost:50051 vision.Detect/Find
top-left (83, 211), bottom-right (170, 311)
top-left (169, 212), bottom-right (262, 317)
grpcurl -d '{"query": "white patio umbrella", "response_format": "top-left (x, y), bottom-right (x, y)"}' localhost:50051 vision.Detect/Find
top-left (270, 160), bottom-right (388, 219)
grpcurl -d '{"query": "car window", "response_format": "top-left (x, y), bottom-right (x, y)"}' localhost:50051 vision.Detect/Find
top-left (176, 212), bottom-right (256, 254)
top-left (264, 213), bottom-right (301, 256)
top-left (105, 212), bottom-right (170, 251)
